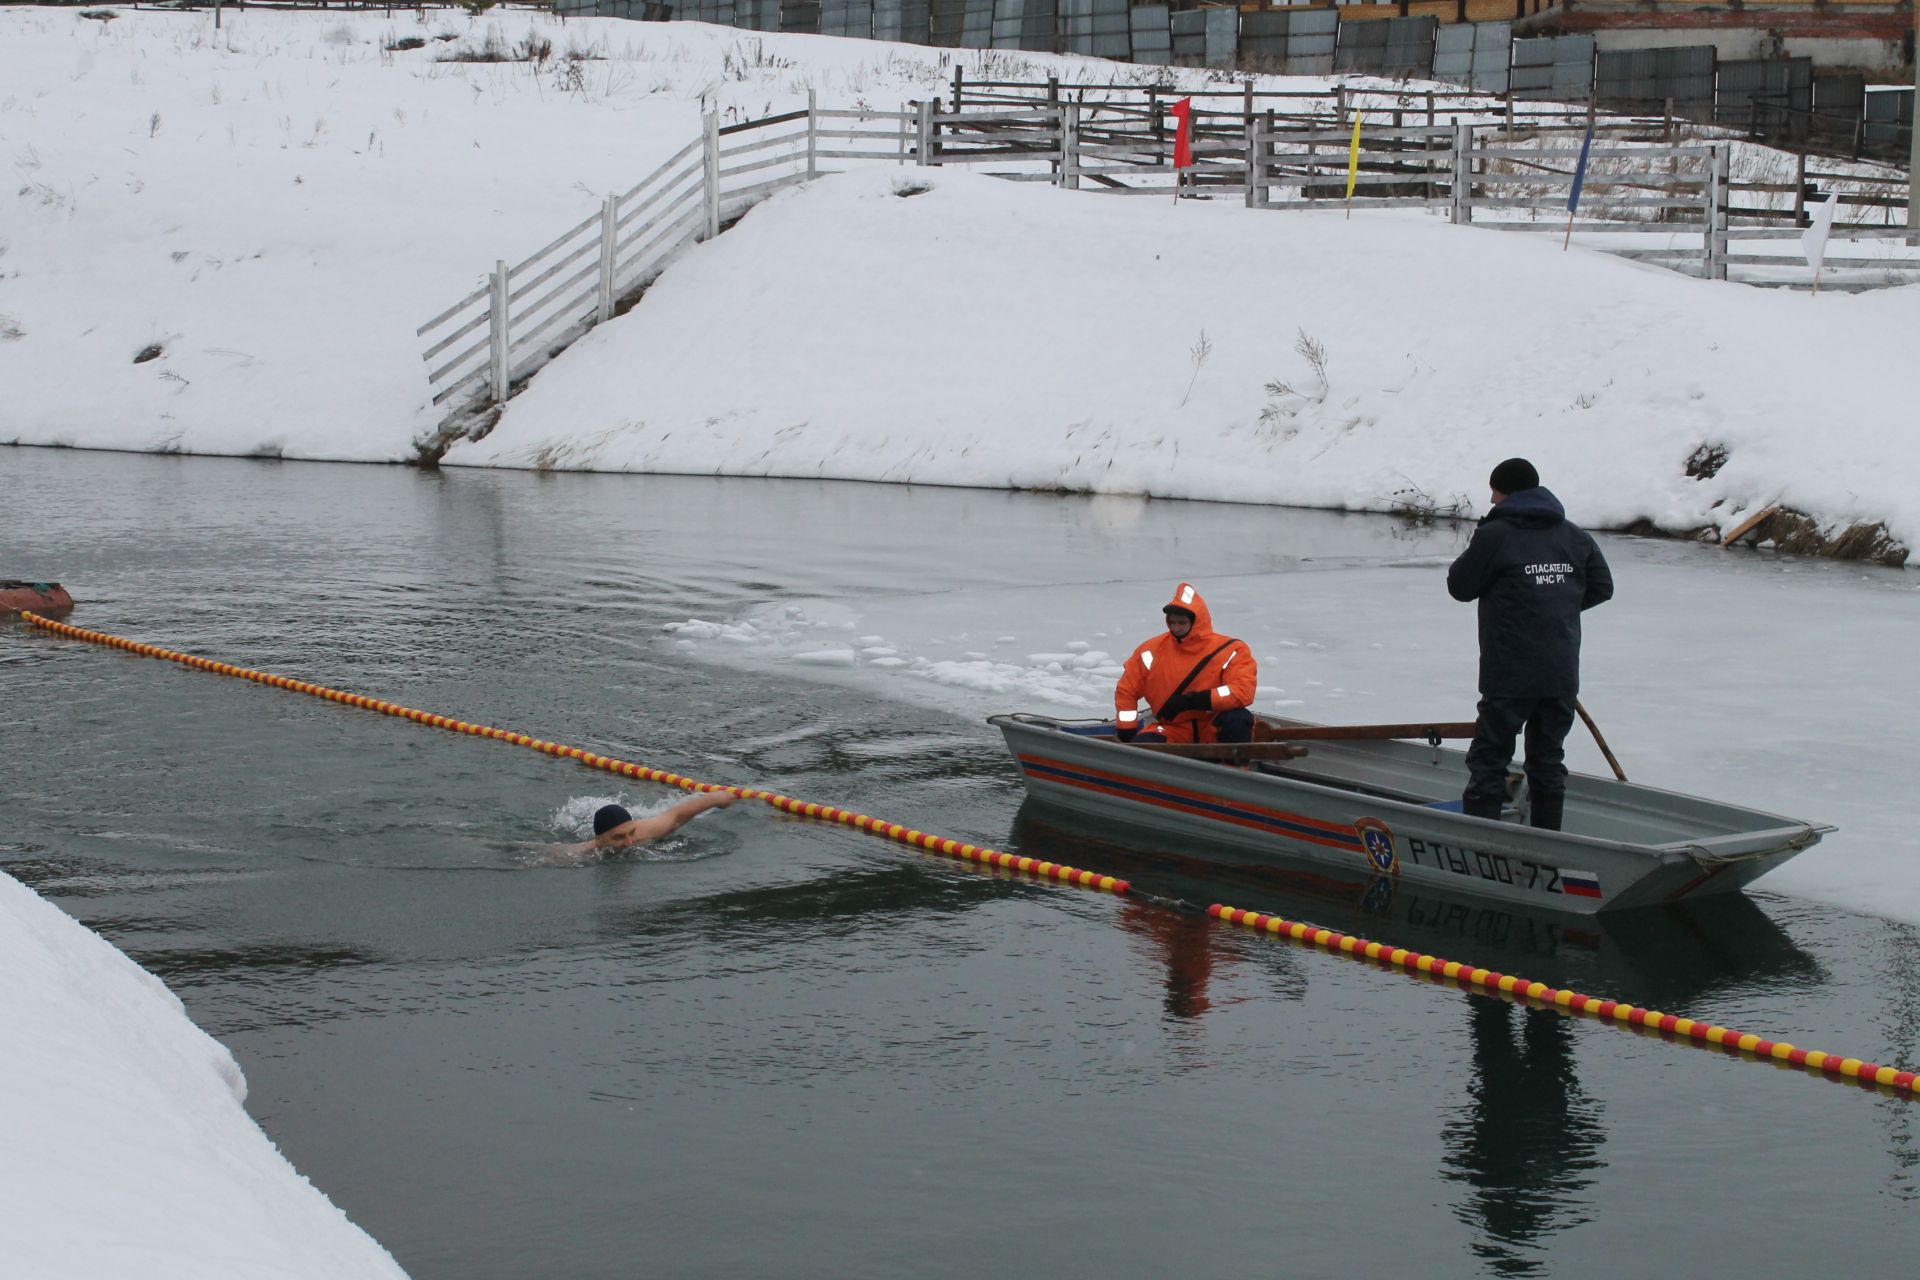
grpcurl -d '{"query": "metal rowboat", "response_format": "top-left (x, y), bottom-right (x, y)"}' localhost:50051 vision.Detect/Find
top-left (990, 713), bottom-right (1831, 915)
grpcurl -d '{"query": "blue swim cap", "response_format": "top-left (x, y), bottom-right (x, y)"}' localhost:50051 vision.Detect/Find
top-left (592, 804), bottom-right (632, 837)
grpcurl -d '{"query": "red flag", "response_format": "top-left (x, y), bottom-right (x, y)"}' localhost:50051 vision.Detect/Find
top-left (1170, 97), bottom-right (1193, 170)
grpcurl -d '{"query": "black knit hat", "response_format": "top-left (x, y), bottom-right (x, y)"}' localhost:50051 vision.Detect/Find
top-left (1489, 457), bottom-right (1540, 495)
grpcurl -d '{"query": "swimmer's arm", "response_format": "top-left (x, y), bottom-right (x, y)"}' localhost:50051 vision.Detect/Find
top-left (617, 791), bottom-right (737, 842)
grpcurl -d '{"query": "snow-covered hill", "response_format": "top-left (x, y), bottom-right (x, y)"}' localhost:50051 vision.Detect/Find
top-left (3, 7), bottom-right (1915, 553)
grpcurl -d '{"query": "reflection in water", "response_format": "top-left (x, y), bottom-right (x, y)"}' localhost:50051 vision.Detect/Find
top-left (1442, 998), bottom-right (1606, 1276)
top-left (1118, 900), bottom-right (1218, 1020)
top-left (1012, 798), bottom-right (1824, 1012)
top-left (1883, 919), bottom-right (1920, 1202)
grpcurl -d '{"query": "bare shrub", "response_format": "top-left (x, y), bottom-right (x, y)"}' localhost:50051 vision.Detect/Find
top-left (1685, 443), bottom-right (1728, 480)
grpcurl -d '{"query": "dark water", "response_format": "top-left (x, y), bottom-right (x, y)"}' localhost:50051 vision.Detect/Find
top-left (3, 448), bottom-right (1917, 1278)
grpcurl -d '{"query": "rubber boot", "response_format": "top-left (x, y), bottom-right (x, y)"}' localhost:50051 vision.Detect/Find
top-left (1462, 793), bottom-right (1504, 822)
top-left (1529, 791), bottom-right (1565, 833)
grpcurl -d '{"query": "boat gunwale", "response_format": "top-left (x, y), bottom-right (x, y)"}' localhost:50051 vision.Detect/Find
top-left (989, 712), bottom-right (1828, 859)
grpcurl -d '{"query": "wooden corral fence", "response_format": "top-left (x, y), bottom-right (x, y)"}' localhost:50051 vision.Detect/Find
top-left (418, 79), bottom-right (1917, 434)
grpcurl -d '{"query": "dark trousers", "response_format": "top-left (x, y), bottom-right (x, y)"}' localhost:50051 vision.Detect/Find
top-left (1212, 707), bottom-right (1254, 743)
top-left (1136, 707), bottom-right (1254, 745)
top-left (1463, 696), bottom-right (1576, 818)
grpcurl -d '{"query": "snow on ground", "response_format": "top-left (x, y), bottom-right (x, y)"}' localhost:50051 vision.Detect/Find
top-left (0, 869), bottom-right (409, 1280)
top-left (654, 535), bottom-right (1920, 925)
top-left (5, 9), bottom-right (1917, 548)
top-left (454, 162), bottom-right (1920, 548)
top-left (0, 8), bottom-right (1017, 458)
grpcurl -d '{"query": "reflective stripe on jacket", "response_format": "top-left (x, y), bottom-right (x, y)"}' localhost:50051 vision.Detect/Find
top-left (1113, 582), bottom-right (1259, 745)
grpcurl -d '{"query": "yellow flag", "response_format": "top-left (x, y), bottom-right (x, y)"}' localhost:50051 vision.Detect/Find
top-left (1345, 112), bottom-right (1363, 202)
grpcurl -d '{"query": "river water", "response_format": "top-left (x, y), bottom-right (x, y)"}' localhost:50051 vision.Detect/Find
top-left (4, 448), bottom-right (1917, 1278)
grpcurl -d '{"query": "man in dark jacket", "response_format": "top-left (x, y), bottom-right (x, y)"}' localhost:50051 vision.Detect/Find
top-left (1447, 458), bottom-right (1613, 831)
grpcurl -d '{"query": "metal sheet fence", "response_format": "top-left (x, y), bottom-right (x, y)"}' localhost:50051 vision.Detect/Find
top-left (1432, 20), bottom-right (1509, 95)
top-left (1129, 4), bottom-right (1169, 67)
top-left (568, 6), bottom-right (1907, 159)
top-left (873, 0), bottom-right (930, 45)
top-left (1596, 45), bottom-right (1714, 115)
top-left (1862, 89), bottom-right (1913, 155)
top-left (1238, 8), bottom-right (1335, 77)
top-left (1335, 16), bottom-right (1436, 79)
top-left (820, 0), bottom-right (871, 38)
top-left (1510, 34), bottom-right (1593, 101)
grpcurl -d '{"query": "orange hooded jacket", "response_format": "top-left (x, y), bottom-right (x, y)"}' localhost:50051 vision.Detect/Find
top-left (1113, 582), bottom-right (1259, 745)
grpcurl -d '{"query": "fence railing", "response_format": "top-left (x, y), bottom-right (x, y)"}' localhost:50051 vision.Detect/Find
top-left (418, 86), bottom-right (1919, 429)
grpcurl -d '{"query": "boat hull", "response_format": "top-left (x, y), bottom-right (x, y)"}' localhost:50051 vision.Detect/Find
top-left (992, 714), bottom-right (1825, 916)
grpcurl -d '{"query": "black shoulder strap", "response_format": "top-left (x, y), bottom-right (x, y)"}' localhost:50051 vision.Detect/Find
top-left (1167, 638), bottom-right (1238, 704)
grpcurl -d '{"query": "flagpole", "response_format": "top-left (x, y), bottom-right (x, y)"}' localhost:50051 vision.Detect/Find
top-left (1565, 94), bottom-right (1595, 252)
top-left (1345, 111), bottom-right (1362, 221)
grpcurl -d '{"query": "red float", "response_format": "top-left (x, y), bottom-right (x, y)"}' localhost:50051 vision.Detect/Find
top-left (1, 581), bottom-right (73, 616)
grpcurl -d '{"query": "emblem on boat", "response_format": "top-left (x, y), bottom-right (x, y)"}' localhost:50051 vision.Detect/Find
top-left (1355, 817), bottom-right (1398, 875)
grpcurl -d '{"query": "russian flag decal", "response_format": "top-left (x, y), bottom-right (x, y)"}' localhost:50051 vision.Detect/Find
top-left (1562, 869), bottom-right (1603, 899)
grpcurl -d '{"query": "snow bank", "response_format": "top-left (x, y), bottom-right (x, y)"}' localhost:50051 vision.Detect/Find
top-left (453, 164), bottom-right (1920, 547)
top-left (0, 9), bottom-right (980, 459)
top-left (0, 871), bottom-right (407, 1278)
top-left (4, 9), bottom-right (1917, 547)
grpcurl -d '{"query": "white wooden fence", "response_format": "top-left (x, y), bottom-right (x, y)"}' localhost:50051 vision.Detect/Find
top-left (418, 96), bottom-right (934, 419)
top-left (418, 92), bottom-right (1919, 430)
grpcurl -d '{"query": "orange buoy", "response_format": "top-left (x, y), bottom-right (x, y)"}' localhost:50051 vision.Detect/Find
top-left (1, 581), bottom-right (74, 617)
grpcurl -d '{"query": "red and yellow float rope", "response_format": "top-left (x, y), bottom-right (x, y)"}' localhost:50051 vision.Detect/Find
top-left (20, 610), bottom-right (1914, 1099)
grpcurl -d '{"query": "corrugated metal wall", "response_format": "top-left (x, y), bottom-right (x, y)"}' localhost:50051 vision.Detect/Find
top-left (1129, 4), bottom-right (1170, 68)
top-left (1334, 17), bottom-right (1436, 80)
top-left (562, 8), bottom-right (1900, 157)
top-left (1238, 9), bottom-right (1336, 78)
top-left (821, 0), bottom-right (873, 39)
top-left (1510, 34), bottom-right (1592, 102)
top-left (1432, 20), bottom-right (1508, 95)
top-left (1596, 45), bottom-right (1713, 114)
top-left (873, 0), bottom-right (931, 45)
top-left (1861, 88), bottom-right (1913, 153)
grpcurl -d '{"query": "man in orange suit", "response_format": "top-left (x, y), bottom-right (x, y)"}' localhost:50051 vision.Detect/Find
top-left (1112, 582), bottom-right (1259, 745)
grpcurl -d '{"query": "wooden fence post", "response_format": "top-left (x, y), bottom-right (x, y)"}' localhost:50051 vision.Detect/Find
top-left (1704, 143), bottom-right (1728, 281)
top-left (702, 111), bottom-right (720, 239)
top-left (915, 98), bottom-right (935, 166)
top-left (807, 88), bottom-right (818, 179)
top-left (488, 259), bottom-right (509, 404)
top-left (1260, 109), bottom-right (1275, 209)
top-left (596, 196), bottom-right (618, 324)
top-left (1061, 102), bottom-right (1080, 189)
top-left (1244, 113), bottom-right (1258, 208)
top-left (1450, 121), bottom-right (1472, 224)
top-left (953, 65), bottom-right (964, 115)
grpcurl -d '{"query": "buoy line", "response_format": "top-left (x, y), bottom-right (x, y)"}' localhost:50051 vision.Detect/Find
top-left (22, 610), bottom-right (1916, 1100)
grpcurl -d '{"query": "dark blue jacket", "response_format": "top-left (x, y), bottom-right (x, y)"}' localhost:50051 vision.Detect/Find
top-left (1446, 487), bottom-right (1613, 698)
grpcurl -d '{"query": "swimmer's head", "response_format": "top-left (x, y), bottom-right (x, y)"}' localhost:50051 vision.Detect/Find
top-left (592, 804), bottom-right (633, 838)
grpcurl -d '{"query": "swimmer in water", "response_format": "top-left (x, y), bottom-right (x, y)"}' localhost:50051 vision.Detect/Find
top-left (541, 791), bottom-right (738, 862)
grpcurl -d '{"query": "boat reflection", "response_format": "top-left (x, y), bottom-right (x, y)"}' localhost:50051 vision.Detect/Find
top-left (1009, 799), bottom-right (1824, 1015)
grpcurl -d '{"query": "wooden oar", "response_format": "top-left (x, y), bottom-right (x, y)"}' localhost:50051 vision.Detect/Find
top-left (1130, 741), bottom-right (1313, 761)
top-left (1130, 721), bottom-right (1478, 763)
top-left (1252, 721), bottom-right (1477, 742)
top-left (1573, 698), bottom-right (1628, 782)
